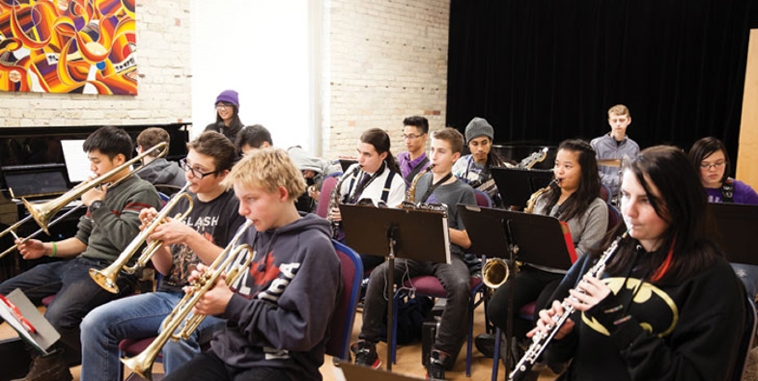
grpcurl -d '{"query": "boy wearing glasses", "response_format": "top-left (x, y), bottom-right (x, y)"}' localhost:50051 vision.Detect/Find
top-left (397, 116), bottom-right (431, 185)
top-left (590, 104), bottom-right (640, 201)
top-left (80, 131), bottom-right (246, 381)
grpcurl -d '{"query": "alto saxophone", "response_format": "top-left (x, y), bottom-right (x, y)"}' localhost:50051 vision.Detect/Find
top-left (508, 232), bottom-right (629, 381)
top-left (328, 166), bottom-right (361, 238)
top-left (401, 165), bottom-right (447, 214)
top-left (402, 164), bottom-right (434, 206)
top-left (524, 179), bottom-right (559, 213)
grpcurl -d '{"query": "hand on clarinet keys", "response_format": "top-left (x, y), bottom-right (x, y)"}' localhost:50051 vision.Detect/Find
top-left (527, 300), bottom-right (575, 341)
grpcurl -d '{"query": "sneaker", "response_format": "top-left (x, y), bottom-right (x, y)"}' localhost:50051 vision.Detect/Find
top-left (11, 349), bottom-right (73, 381)
top-left (426, 349), bottom-right (451, 380)
top-left (350, 340), bottom-right (381, 369)
top-left (474, 333), bottom-right (495, 358)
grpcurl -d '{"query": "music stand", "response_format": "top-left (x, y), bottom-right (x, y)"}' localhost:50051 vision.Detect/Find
top-left (339, 159), bottom-right (358, 173)
top-left (457, 205), bottom-right (576, 372)
top-left (491, 168), bottom-right (553, 209)
top-left (710, 203), bottom-right (758, 266)
top-left (340, 204), bottom-right (450, 371)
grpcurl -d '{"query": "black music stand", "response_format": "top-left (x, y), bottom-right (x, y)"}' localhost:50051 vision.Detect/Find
top-left (339, 159), bottom-right (359, 173)
top-left (457, 205), bottom-right (576, 372)
top-left (340, 204), bottom-right (450, 371)
top-left (491, 167), bottom-right (554, 209)
top-left (710, 203), bottom-right (758, 266)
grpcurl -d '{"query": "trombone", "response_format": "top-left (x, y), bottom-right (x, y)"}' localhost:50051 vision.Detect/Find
top-left (90, 183), bottom-right (193, 294)
top-left (0, 142), bottom-right (169, 259)
top-left (121, 219), bottom-right (254, 381)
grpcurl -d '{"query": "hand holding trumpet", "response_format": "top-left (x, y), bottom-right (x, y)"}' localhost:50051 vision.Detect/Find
top-left (139, 207), bottom-right (196, 246)
top-left (185, 263), bottom-right (234, 316)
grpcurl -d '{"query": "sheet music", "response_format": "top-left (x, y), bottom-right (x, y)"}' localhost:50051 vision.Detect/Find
top-left (0, 299), bottom-right (38, 350)
top-left (1, 289), bottom-right (61, 354)
top-left (60, 139), bottom-right (88, 183)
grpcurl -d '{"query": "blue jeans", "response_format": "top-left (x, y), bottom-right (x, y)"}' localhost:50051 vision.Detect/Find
top-left (731, 263), bottom-right (758, 302)
top-left (0, 257), bottom-right (134, 360)
top-left (80, 291), bottom-right (224, 381)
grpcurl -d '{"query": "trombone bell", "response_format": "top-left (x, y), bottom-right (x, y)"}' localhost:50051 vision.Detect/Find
top-left (23, 198), bottom-right (56, 236)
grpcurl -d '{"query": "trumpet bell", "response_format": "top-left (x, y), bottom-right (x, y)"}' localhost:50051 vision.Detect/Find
top-left (121, 350), bottom-right (155, 381)
top-left (89, 267), bottom-right (120, 294)
top-left (482, 258), bottom-right (509, 289)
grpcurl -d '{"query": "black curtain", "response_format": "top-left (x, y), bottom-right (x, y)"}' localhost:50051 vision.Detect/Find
top-left (447, 0), bottom-right (755, 168)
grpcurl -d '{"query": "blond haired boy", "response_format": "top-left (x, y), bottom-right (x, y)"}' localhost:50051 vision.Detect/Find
top-left (163, 148), bottom-right (342, 381)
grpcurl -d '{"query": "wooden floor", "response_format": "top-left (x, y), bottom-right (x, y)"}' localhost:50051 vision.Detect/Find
top-left (0, 303), bottom-right (558, 381)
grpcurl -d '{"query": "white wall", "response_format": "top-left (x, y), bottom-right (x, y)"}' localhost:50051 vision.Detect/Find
top-left (190, 0), bottom-right (316, 152)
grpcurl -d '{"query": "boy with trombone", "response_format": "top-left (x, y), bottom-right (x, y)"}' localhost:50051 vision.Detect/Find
top-left (0, 126), bottom-right (162, 381)
top-left (80, 131), bottom-right (244, 381)
top-left (162, 148), bottom-right (341, 381)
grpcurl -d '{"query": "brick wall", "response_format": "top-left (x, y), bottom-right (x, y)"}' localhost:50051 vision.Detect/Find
top-left (0, 0), bottom-right (191, 128)
top-left (324, 0), bottom-right (450, 159)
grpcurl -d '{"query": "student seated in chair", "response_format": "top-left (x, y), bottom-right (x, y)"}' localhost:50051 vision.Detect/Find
top-left (530, 146), bottom-right (747, 381)
top-left (80, 131), bottom-right (245, 381)
top-left (351, 128), bottom-right (476, 380)
top-left (135, 127), bottom-right (186, 188)
top-left (162, 148), bottom-right (341, 381)
top-left (2, 126), bottom-right (162, 381)
top-left (329, 128), bottom-right (406, 271)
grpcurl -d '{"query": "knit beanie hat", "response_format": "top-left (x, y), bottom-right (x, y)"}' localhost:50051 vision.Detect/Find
top-left (464, 117), bottom-right (494, 143)
top-left (215, 90), bottom-right (239, 108)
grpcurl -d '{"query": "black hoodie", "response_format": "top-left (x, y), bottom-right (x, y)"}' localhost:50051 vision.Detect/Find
top-left (211, 213), bottom-right (342, 380)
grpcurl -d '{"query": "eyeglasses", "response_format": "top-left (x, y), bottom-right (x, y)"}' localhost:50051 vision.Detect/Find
top-left (180, 159), bottom-right (219, 179)
top-left (215, 103), bottom-right (233, 110)
top-left (699, 161), bottom-right (726, 169)
top-left (402, 133), bottom-right (422, 140)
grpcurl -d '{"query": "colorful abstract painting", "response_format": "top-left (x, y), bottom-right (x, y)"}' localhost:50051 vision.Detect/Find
top-left (0, 0), bottom-right (137, 95)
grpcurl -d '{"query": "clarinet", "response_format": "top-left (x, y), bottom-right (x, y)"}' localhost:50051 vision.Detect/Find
top-left (328, 165), bottom-right (361, 239)
top-left (508, 232), bottom-right (628, 381)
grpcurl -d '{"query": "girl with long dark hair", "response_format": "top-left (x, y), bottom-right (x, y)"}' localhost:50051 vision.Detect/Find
top-left (531, 146), bottom-right (748, 381)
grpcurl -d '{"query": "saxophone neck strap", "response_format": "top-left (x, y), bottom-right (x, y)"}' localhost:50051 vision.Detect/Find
top-left (419, 172), bottom-right (452, 204)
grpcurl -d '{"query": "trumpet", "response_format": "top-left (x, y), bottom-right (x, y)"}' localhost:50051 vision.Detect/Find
top-left (121, 220), bottom-right (254, 381)
top-left (89, 184), bottom-right (193, 294)
top-left (0, 142), bottom-right (169, 258)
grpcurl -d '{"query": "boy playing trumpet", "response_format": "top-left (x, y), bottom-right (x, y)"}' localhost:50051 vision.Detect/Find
top-left (163, 147), bottom-right (341, 381)
top-left (80, 131), bottom-right (244, 381)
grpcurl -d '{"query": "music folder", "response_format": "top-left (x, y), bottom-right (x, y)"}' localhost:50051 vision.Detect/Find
top-left (339, 204), bottom-right (450, 264)
top-left (0, 289), bottom-right (60, 354)
top-left (491, 167), bottom-right (553, 209)
top-left (457, 205), bottom-right (576, 270)
top-left (710, 203), bottom-right (758, 266)
top-left (338, 362), bottom-right (425, 381)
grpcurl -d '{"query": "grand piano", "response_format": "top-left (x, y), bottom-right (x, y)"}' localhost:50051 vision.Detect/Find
top-left (0, 123), bottom-right (190, 282)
